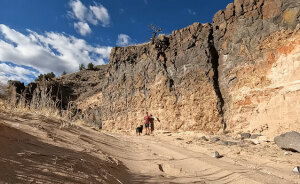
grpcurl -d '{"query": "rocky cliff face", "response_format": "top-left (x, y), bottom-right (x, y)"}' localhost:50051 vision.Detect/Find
top-left (81, 23), bottom-right (223, 132)
top-left (213, 0), bottom-right (300, 136)
top-left (10, 0), bottom-right (300, 136)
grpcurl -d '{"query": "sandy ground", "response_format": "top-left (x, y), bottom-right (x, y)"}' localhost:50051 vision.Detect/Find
top-left (0, 110), bottom-right (300, 184)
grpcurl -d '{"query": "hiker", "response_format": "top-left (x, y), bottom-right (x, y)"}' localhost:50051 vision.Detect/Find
top-left (144, 112), bottom-right (151, 135)
top-left (149, 114), bottom-right (160, 134)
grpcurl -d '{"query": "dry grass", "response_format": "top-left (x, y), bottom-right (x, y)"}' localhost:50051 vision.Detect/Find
top-left (0, 81), bottom-right (102, 132)
top-left (0, 81), bottom-right (81, 127)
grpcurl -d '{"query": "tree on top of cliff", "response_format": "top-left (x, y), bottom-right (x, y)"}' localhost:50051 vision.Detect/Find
top-left (87, 62), bottom-right (94, 70)
top-left (35, 72), bottom-right (55, 82)
top-left (149, 24), bottom-right (162, 44)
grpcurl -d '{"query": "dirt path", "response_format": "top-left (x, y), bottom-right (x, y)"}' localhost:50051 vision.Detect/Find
top-left (0, 110), bottom-right (299, 183)
top-left (99, 132), bottom-right (299, 184)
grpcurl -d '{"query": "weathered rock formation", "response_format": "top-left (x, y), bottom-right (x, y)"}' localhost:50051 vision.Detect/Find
top-left (9, 0), bottom-right (300, 136)
top-left (213, 0), bottom-right (300, 137)
top-left (274, 131), bottom-right (300, 152)
top-left (98, 23), bottom-right (223, 132)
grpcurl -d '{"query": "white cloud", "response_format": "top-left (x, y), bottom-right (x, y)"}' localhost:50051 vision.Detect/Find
top-left (0, 24), bottom-right (112, 83)
top-left (0, 63), bottom-right (38, 84)
top-left (90, 4), bottom-right (110, 27)
top-left (95, 47), bottom-right (112, 59)
top-left (116, 34), bottom-right (133, 47)
top-left (68, 0), bottom-right (110, 35)
top-left (69, 0), bottom-right (87, 21)
top-left (74, 21), bottom-right (91, 36)
top-left (188, 9), bottom-right (196, 16)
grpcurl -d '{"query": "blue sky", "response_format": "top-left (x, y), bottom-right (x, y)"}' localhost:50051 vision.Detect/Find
top-left (0, 0), bottom-right (232, 84)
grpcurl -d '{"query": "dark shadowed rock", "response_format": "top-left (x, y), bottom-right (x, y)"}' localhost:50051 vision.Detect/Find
top-left (274, 131), bottom-right (300, 152)
top-left (210, 137), bottom-right (220, 142)
top-left (186, 141), bottom-right (193, 144)
top-left (241, 133), bottom-right (251, 139)
top-left (8, 80), bottom-right (25, 94)
top-left (200, 136), bottom-right (209, 141)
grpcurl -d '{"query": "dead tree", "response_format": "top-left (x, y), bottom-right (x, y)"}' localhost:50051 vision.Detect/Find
top-left (149, 24), bottom-right (162, 44)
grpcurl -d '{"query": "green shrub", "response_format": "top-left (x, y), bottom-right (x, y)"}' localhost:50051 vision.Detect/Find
top-left (87, 62), bottom-right (94, 70)
top-left (35, 72), bottom-right (55, 82)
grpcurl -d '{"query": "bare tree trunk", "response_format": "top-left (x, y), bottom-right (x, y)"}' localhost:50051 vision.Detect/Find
top-left (149, 24), bottom-right (162, 44)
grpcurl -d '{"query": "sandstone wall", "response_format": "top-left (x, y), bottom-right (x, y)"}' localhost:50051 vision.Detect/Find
top-left (83, 23), bottom-right (223, 133)
top-left (212, 0), bottom-right (300, 136)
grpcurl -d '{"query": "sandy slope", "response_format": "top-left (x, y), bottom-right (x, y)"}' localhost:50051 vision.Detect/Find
top-left (0, 111), bottom-right (131, 184)
top-left (0, 110), bottom-right (299, 184)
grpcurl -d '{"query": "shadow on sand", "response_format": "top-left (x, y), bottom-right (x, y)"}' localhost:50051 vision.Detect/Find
top-left (0, 123), bottom-right (132, 184)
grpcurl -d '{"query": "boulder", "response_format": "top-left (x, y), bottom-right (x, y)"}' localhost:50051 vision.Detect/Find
top-left (241, 133), bottom-right (251, 139)
top-left (212, 151), bottom-right (221, 158)
top-left (274, 131), bottom-right (300, 152)
top-left (210, 137), bottom-right (220, 142)
top-left (292, 166), bottom-right (300, 174)
top-left (197, 136), bottom-right (209, 141)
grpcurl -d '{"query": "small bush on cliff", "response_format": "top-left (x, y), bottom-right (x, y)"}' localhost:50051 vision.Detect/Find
top-left (35, 72), bottom-right (55, 82)
top-left (62, 71), bottom-right (67, 76)
top-left (79, 64), bottom-right (85, 71)
top-left (87, 62), bottom-right (94, 70)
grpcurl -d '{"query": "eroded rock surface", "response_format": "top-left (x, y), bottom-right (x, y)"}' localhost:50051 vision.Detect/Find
top-left (87, 23), bottom-right (223, 132)
top-left (213, 0), bottom-right (300, 137)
